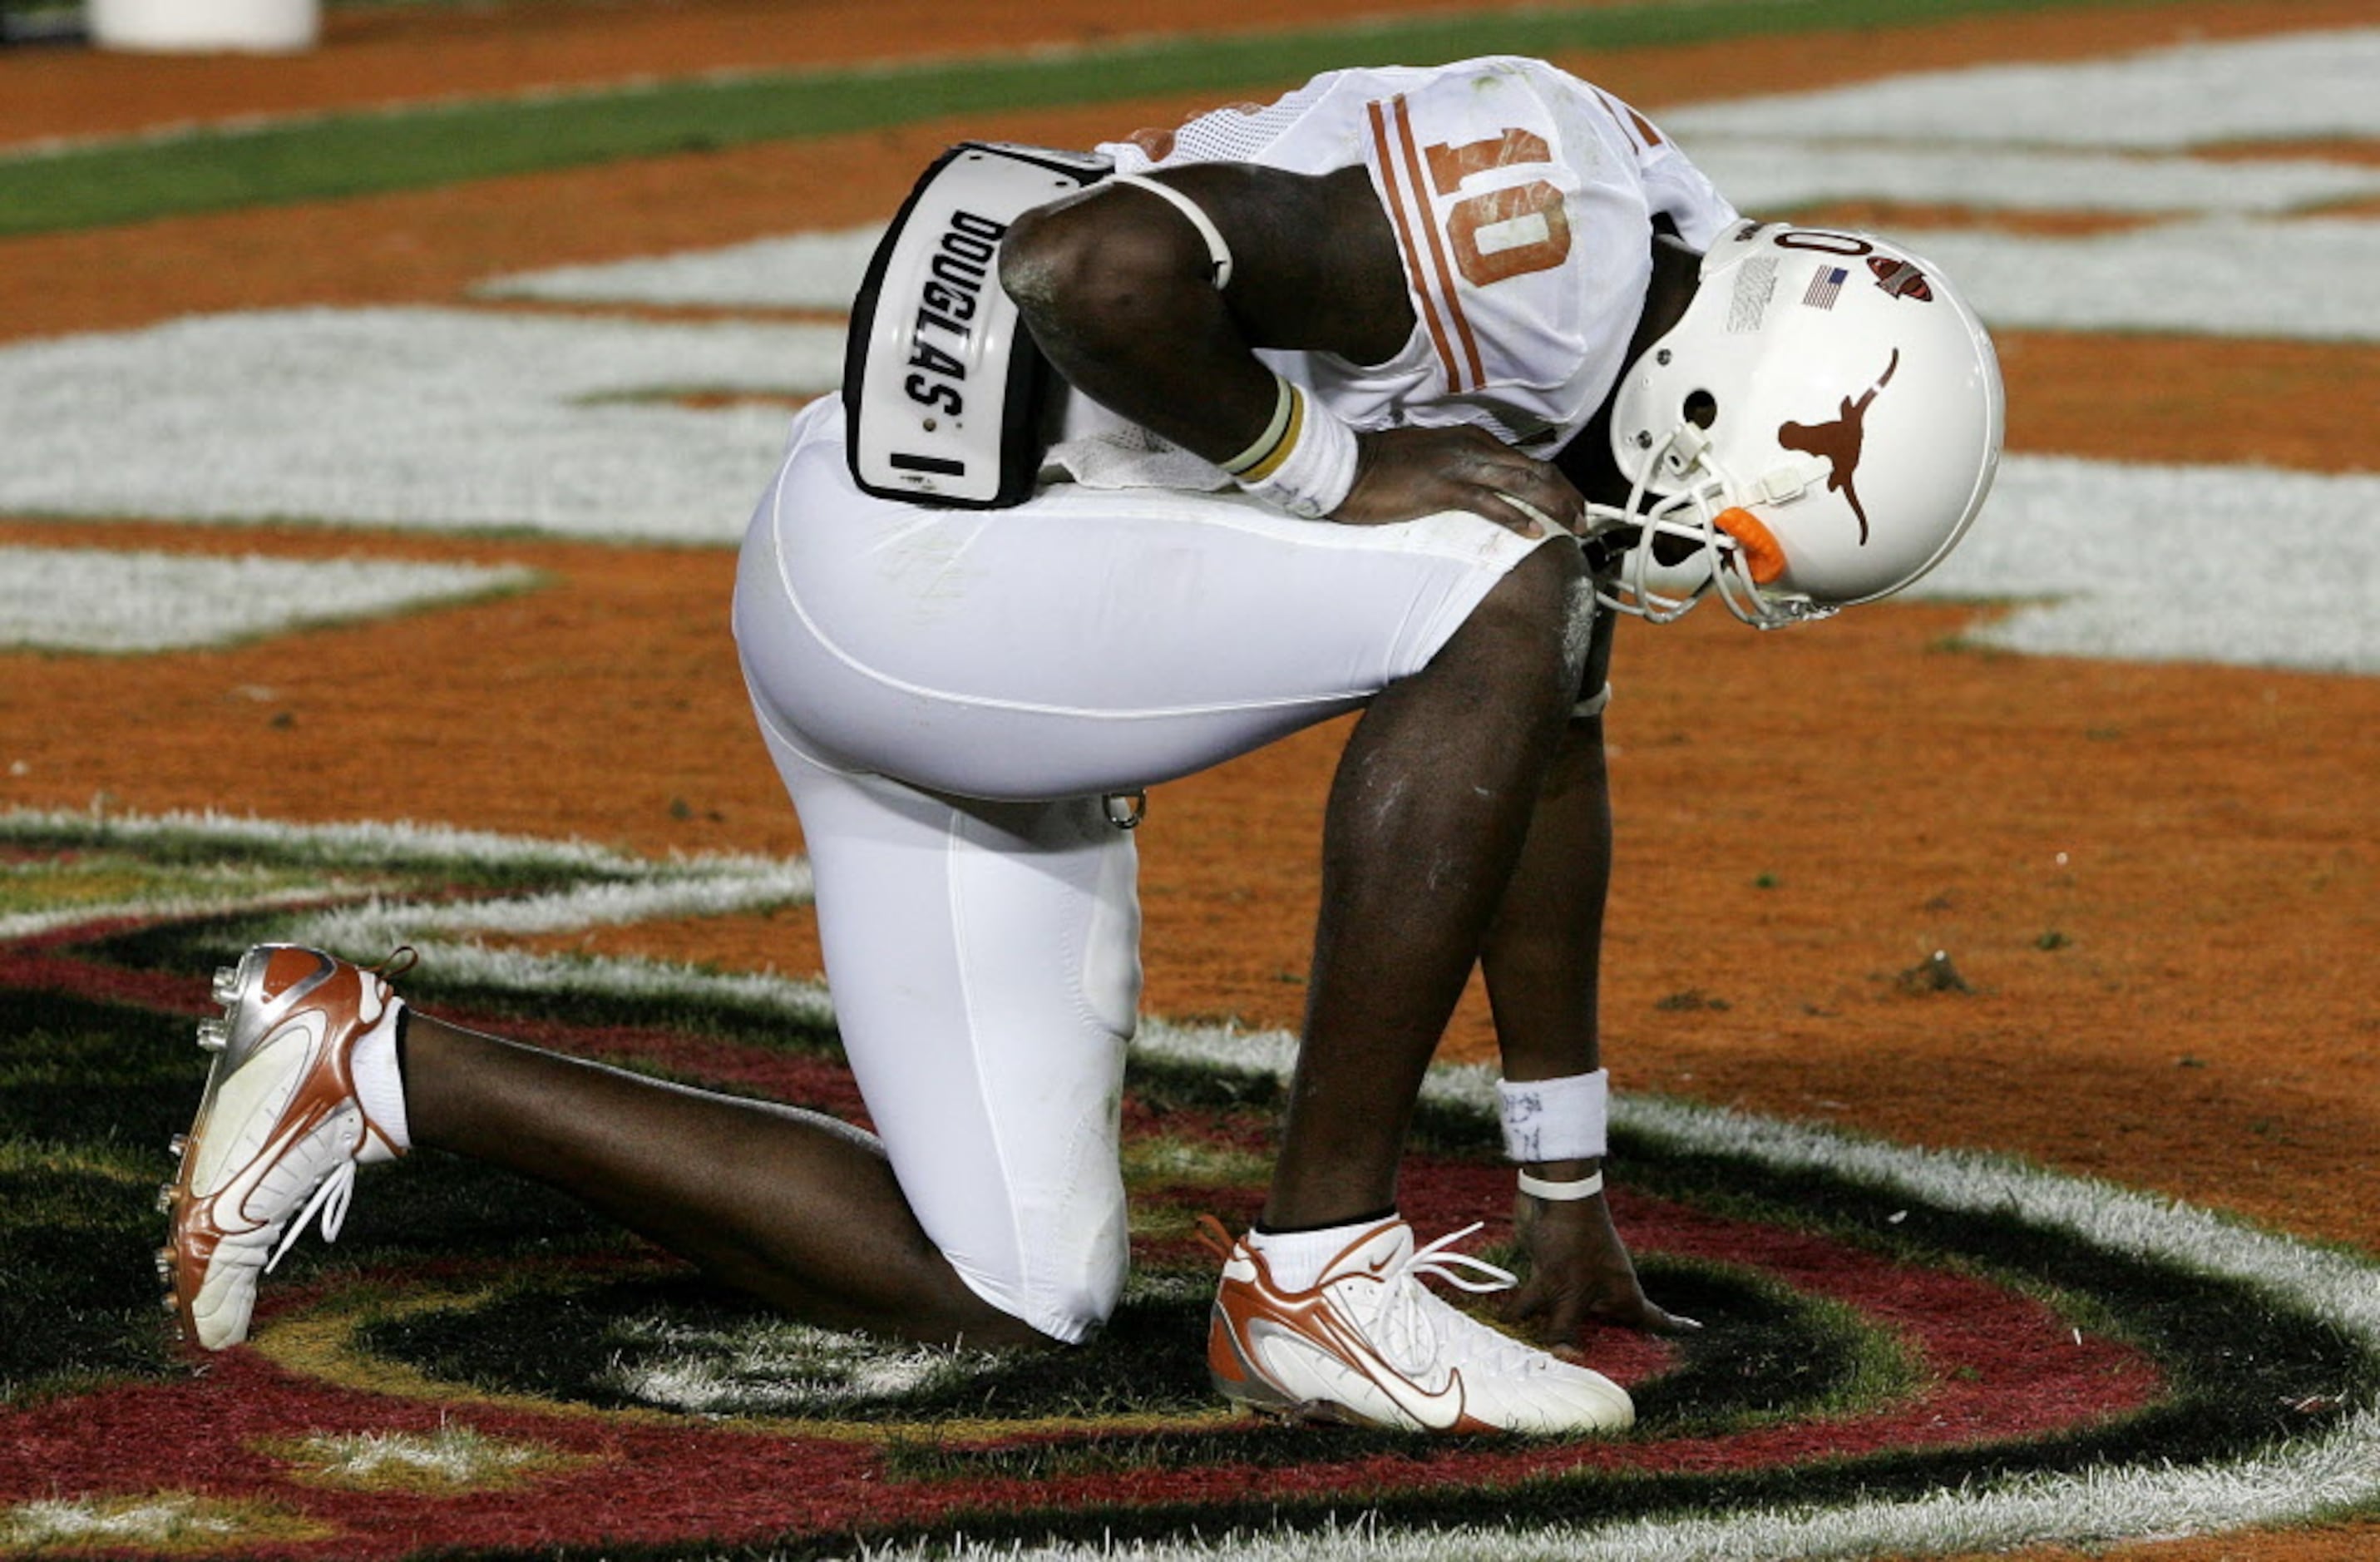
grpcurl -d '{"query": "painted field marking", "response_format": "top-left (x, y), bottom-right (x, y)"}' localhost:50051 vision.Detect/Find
top-left (0, 308), bottom-right (836, 541)
top-left (1682, 142), bottom-right (2380, 217)
top-left (0, 31), bottom-right (2372, 670)
top-left (484, 204), bottom-right (2380, 345)
top-left (1659, 27), bottom-right (2380, 148)
top-left (3, 802), bottom-right (2373, 1562)
top-left (476, 225), bottom-right (886, 312)
top-left (1, 303), bottom-right (2370, 669)
top-left (1908, 457), bottom-right (2380, 675)
top-left (0, 546), bottom-right (536, 652)
top-left (480, 29), bottom-right (2380, 335)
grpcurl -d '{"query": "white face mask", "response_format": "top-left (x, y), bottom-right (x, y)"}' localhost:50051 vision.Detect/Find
top-left (1588, 222), bottom-right (2005, 630)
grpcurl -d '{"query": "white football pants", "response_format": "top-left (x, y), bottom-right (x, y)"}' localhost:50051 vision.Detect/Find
top-left (732, 399), bottom-right (1553, 1342)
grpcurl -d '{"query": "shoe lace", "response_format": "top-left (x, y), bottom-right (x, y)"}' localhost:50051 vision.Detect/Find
top-left (1372, 1222), bottom-right (1531, 1376)
top-left (1396, 1222), bottom-right (1518, 1296)
top-left (264, 1160), bottom-right (356, 1274)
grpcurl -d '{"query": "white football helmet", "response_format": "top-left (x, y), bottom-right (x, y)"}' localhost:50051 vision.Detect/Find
top-left (1587, 221), bottom-right (2004, 628)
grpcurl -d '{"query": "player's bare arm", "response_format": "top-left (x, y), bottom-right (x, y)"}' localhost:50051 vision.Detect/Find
top-left (1474, 609), bottom-right (1698, 1339)
top-left (999, 164), bottom-right (1587, 536)
top-left (1491, 708), bottom-right (1702, 1342)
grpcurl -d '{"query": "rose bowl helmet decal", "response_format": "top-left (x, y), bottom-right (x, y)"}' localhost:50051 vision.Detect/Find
top-left (1588, 222), bottom-right (2004, 628)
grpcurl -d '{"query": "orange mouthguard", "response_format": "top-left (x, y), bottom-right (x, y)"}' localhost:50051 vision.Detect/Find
top-left (1713, 507), bottom-right (1788, 585)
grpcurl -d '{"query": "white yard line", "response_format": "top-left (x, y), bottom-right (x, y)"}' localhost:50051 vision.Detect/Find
top-left (1892, 215), bottom-right (2380, 343)
top-left (1660, 27), bottom-right (2380, 149)
top-left (1690, 142), bottom-right (2380, 216)
top-left (0, 308), bottom-right (839, 541)
top-left (0, 546), bottom-right (536, 651)
top-left (1908, 457), bottom-right (2380, 675)
top-left (476, 225), bottom-right (886, 311)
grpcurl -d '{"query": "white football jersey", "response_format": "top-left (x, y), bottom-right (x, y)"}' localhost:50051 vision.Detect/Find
top-left (1101, 56), bottom-right (1741, 452)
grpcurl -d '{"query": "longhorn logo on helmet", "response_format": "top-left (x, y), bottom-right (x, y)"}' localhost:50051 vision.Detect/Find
top-left (1776, 349), bottom-right (1900, 544)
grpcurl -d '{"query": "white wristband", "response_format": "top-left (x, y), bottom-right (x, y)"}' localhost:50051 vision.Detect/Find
top-left (1499, 1069), bottom-right (1608, 1163)
top-left (1237, 378), bottom-right (1359, 519)
top-left (1518, 1169), bottom-right (1604, 1201)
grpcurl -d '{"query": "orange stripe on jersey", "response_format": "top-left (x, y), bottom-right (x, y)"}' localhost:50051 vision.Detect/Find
top-left (1368, 97), bottom-right (1461, 392)
top-left (1387, 96), bottom-right (1485, 391)
top-left (1595, 87), bottom-right (1663, 151)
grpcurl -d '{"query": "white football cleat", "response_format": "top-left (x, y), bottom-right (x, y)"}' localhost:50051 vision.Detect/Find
top-left (159, 945), bottom-right (410, 1352)
top-left (1206, 1217), bottom-right (1634, 1435)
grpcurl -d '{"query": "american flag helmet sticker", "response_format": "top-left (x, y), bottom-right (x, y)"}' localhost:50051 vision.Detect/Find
top-left (1802, 265), bottom-right (1849, 310)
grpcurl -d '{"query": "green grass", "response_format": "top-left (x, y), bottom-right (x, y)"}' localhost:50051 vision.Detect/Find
top-left (1, 0), bottom-right (2171, 236)
top-left (0, 995), bottom-right (205, 1401)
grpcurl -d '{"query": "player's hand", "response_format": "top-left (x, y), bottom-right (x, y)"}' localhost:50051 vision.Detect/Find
top-left (1331, 425), bottom-right (1586, 536)
top-left (1503, 1180), bottom-right (1702, 1343)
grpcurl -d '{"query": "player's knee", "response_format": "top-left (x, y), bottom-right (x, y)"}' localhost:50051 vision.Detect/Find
top-left (950, 1186), bottom-right (1128, 1347)
top-left (1032, 1256), bottom-right (1127, 1347)
top-left (1464, 541), bottom-right (1591, 701)
top-left (980, 1254), bottom-right (1123, 1348)
top-left (1037, 1194), bottom-right (1129, 1343)
top-left (1479, 534), bottom-right (1583, 630)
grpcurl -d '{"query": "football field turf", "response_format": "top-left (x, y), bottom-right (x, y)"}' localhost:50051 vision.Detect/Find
top-left (1, 2), bottom-right (2374, 1557)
